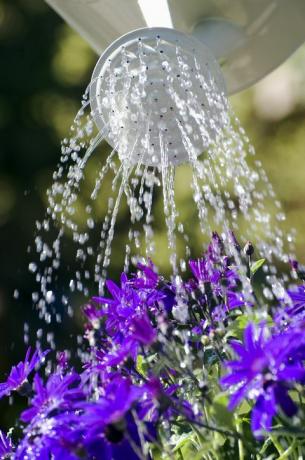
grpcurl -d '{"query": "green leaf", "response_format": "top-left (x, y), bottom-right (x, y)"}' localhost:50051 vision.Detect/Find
top-left (226, 314), bottom-right (249, 340)
top-left (236, 399), bottom-right (251, 416)
top-left (211, 393), bottom-right (234, 429)
top-left (172, 433), bottom-right (195, 453)
top-left (250, 258), bottom-right (265, 275)
top-left (136, 354), bottom-right (148, 377)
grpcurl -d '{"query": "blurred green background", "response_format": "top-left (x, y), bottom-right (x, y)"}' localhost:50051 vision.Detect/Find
top-left (0, 0), bottom-right (305, 428)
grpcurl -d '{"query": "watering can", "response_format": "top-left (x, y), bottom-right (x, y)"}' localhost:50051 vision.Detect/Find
top-left (45, 0), bottom-right (305, 94)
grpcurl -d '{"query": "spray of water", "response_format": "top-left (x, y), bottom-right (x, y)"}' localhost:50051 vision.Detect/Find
top-left (29, 28), bottom-right (295, 324)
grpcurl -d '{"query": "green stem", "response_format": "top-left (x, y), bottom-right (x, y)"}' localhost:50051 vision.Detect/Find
top-left (235, 415), bottom-right (244, 460)
top-left (270, 435), bottom-right (285, 455)
top-left (276, 439), bottom-right (297, 460)
top-left (174, 419), bottom-right (242, 440)
top-left (244, 253), bottom-right (252, 282)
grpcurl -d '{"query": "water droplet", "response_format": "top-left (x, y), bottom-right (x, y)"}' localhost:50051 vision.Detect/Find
top-left (28, 262), bottom-right (37, 273)
top-left (46, 291), bottom-right (55, 304)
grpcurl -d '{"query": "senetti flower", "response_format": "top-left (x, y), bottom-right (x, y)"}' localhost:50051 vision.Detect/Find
top-left (139, 378), bottom-right (195, 423)
top-left (16, 415), bottom-right (84, 460)
top-left (213, 291), bottom-right (249, 319)
top-left (275, 285), bottom-right (305, 329)
top-left (80, 376), bottom-right (143, 434)
top-left (130, 260), bottom-right (159, 289)
top-left (189, 257), bottom-right (220, 285)
top-left (21, 371), bottom-right (83, 423)
top-left (87, 269), bottom-right (160, 371)
top-left (93, 268), bottom-right (163, 315)
top-left (85, 415), bottom-right (154, 460)
top-left (221, 323), bottom-right (305, 437)
top-left (79, 376), bottom-right (154, 460)
top-left (0, 348), bottom-right (49, 399)
top-left (287, 285), bottom-right (305, 313)
top-left (189, 233), bottom-right (240, 295)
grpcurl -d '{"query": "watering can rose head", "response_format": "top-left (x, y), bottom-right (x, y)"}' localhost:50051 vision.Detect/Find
top-left (90, 28), bottom-right (228, 167)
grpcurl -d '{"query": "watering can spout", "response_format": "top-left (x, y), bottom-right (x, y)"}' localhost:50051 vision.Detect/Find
top-left (45, 0), bottom-right (305, 94)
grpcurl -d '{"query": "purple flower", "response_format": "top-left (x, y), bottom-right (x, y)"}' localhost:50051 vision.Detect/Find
top-left (139, 378), bottom-right (195, 423)
top-left (95, 340), bottom-right (138, 369)
top-left (221, 323), bottom-right (305, 437)
top-left (88, 270), bottom-right (160, 372)
top-left (275, 285), bottom-right (305, 329)
top-left (80, 375), bottom-right (156, 460)
top-left (0, 431), bottom-right (13, 458)
top-left (93, 313), bottom-right (156, 370)
top-left (287, 285), bottom-right (305, 308)
top-left (205, 232), bottom-right (224, 262)
top-left (21, 371), bottom-right (83, 423)
top-left (93, 274), bottom-right (147, 336)
top-left (0, 348), bottom-right (49, 399)
top-left (77, 376), bottom-right (155, 460)
top-left (16, 416), bottom-right (83, 460)
top-left (83, 303), bottom-right (105, 324)
top-left (85, 415), bottom-right (154, 460)
top-left (212, 291), bottom-right (249, 321)
top-left (93, 273), bottom-right (137, 311)
top-left (81, 376), bottom-right (142, 432)
top-left (189, 234), bottom-right (240, 295)
top-left (189, 257), bottom-right (220, 285)
top-left (226, 291), bottom-right (247, 310)
top-left (129, 314), bottom-right (156, 345)
top-left (130, 260), bottom-right (159, 289)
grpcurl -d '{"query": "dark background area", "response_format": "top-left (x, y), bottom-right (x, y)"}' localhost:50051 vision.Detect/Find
top-left (1, 0), bottom-right (305, 430)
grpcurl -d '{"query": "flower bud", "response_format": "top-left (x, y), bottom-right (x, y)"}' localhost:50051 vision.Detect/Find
top-left (215, 327), bottom-right (225, 338)
top-left (243, 241), bottom-right (254, 256)
top-left (201, 335), bottom-right (209, 346)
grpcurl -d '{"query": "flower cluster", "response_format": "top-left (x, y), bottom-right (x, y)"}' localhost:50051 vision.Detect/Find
top-left (221, 323), bottom-right (305, 437)
top-left (0, 233), bottom-right (305, 459)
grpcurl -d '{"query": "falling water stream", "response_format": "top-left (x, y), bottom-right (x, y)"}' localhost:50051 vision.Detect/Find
top-left (28, 30), bottom-right (295, 332)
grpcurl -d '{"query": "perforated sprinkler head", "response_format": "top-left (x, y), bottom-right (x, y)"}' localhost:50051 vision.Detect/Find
top-left (90, 27), bottom-right (228, 166)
